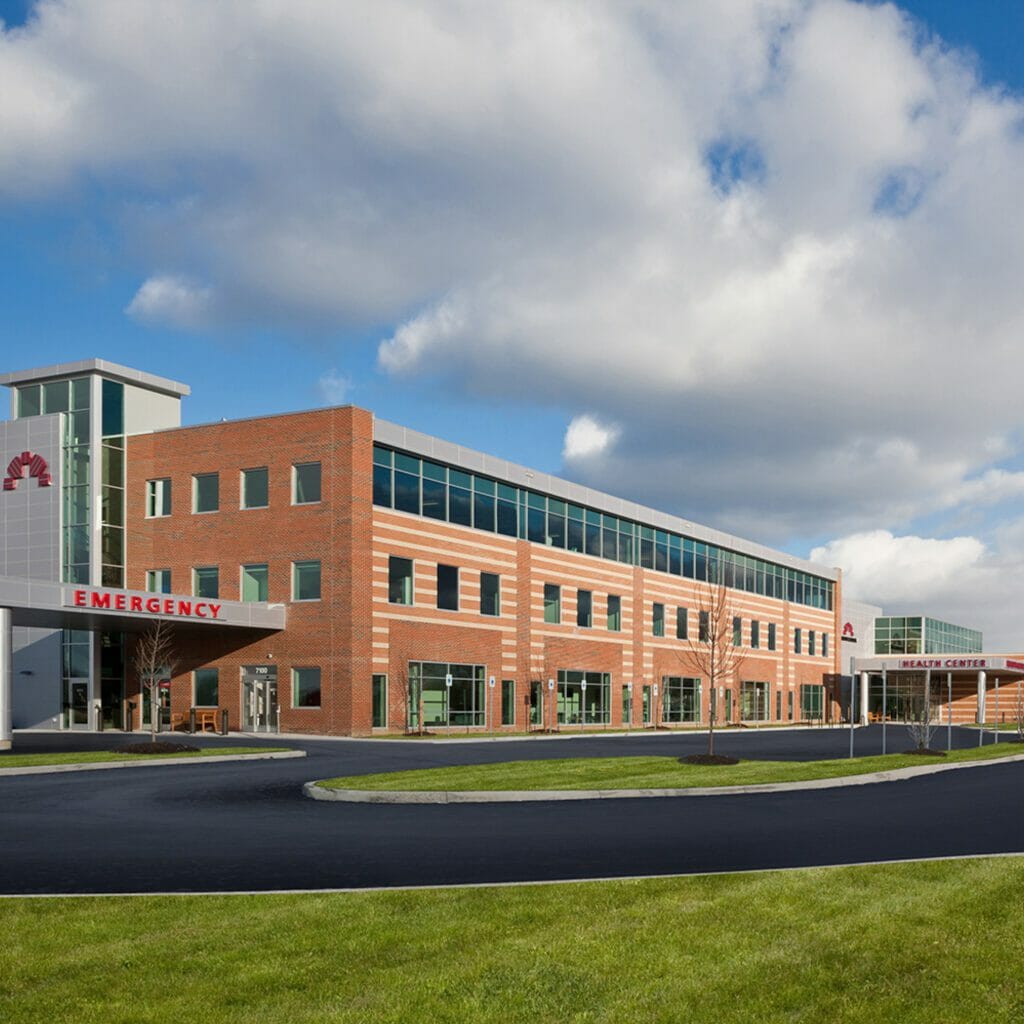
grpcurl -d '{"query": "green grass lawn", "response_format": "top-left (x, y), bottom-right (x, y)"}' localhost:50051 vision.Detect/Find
top-left (2, 858), bottom-right (1023, 1023)
top-left (318, 741), bottom-right (1024, 792)
top-left (0, 748), bottom-right (288, 769)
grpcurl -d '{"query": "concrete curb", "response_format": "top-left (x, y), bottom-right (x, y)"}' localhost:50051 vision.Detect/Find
top-left (0, 749), bottom-right (306, 777)
top-left (303, 752), bottom-right (1024, 804)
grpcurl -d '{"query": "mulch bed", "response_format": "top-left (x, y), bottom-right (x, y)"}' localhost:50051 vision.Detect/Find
top-left (903, 748), bottom-right (947, 757)
top-left (680, 753), bottom-right (740, 766)
top-left (117, 742), bottom-right (201, 755)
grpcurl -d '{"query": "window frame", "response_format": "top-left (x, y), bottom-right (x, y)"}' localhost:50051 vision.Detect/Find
top-left (241, 563), bottom-right (269, 603)
top-left (577, 589), bottom-right (593, 628)
top-left (436, 564), bottom-right (459, 611)
top-left (543, 583), bottom-right (561, 624)
top-left (652, 602), bottom-right (665, 638)
top-left (193, 472), bottom-right (220, 514)
top-left (388, 556), bottom-right (414, 606)
top-left (193, 668), bottom-right (219, 708)
top-left (146, 569), bottom-right (172, 594)
top-left (292, 560), bottom-right (322, 602)
top-left (292, 461), bottom-right (322, 505)
top-left (607, 594), bottom-right (622, 632)
top-left (192, 566), bottom-right (219, 599)
top-left (240, 467), bottom-right (269, 510)
top-left (292, 666), bottom-right (322, 708)
top-left (480, 572), bottom-right (500, 617)
top-left (372, 673), bottom-right (388, 728)
top-left (146, 478), bottom-right (171, 518)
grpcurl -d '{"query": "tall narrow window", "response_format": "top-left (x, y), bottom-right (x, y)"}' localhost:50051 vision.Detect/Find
top-left (389, 556), bottom-right (413, 605)
top-left (193, 566), bottom-right (219, 599)
top-left (543, 584), bottom-right (561, 624)
top-left (808, 630), bottom-right (816, 656)
top-left (751, 620), bottom-right (760, 649)
top-left (822, 632), bottom-right (829, 658)
top-left (607, 595), bottom-right (621, 632)
top-left (577, 589), bottom-right (592, 628)
top-left (372, 674), bottom-right (387, 727)
top-left (146, 479), bottom-right (171, 518)
top-left (293, 667), bottom-right (321, 708)
top-left (293, 560), bottom-right (322, 601)
top-left (193, 473), bottom-right (219, 513)
top-left (293, 462), bottom-right (321, 504)
top-left (699, 610), bottom-right (710, 642)
top-left (480, 572), bottom-right (500, 616)
top-left (241, 467), bottom-right (269, 509)
top-left (194, 669), bottom-right (218, 707)
top-left (794, 628), bottom-right (802, 654)
top-left (241, 564), bottom-right (269, 602)
top-left (437, 564), bottom-right (459, 611)
top-left (733, 616), bottom-right (742, 646)
top-left (653, 602), bottom-right (665, 637)
top-left (768, 623), bottom-right (777, 651)
top-left (501, 679), bottom-right (515, 725)
top-left (676, 607), bottom-right (688, 640)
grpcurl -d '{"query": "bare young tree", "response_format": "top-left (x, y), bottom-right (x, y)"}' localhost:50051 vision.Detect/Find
top-left (132, 619), bottom-right (178, 743)
top-left (679, 575), bottom-right (747, 756)
top-left (905, 671), bottom-right (939, 751)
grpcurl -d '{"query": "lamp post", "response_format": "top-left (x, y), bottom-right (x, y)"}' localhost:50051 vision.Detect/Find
top-left (881, 667), bottom-right (888, 755)
top-left (947, 672), bottom-right (952, 752)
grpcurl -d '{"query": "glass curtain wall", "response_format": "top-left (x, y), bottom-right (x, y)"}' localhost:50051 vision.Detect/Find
top-left (373, 445), bottom-right (833, 610)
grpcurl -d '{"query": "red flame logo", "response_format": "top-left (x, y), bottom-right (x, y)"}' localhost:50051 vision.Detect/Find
top-left (3, 451), bottom-right (53, 491)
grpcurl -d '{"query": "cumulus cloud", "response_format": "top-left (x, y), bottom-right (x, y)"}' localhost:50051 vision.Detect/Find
top-left (4, 0), bottom-right (1024, 554)
top-left (124, 275), bottom-right (212, 329)
top-left (563, 414), bottom-right (620, 461)
top-left (317, 368), bottom-right (351, 405)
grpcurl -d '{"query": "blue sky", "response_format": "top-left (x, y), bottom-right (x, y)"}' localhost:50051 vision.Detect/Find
top-left (2, 1), bottom-right (1024, 643)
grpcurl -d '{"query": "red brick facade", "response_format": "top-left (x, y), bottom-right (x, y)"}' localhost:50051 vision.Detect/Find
top-left (124, 406), bottom-right (844, 736)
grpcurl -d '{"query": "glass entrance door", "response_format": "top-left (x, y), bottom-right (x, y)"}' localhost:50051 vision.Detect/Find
top-left (242, 667), bottom-right (279, 733)
top-left (64, 679), bottom-right (91, 729)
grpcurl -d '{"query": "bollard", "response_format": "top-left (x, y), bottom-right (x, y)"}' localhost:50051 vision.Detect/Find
top-left (220, 708), bottom-right (229, 735)
top-left (189, 707), bottom-right (196, 734)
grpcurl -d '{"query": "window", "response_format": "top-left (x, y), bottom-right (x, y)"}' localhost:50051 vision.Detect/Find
top-left (194, 668), bottom-right (218, 707)
top-left (389, 557), bottom-right (414, 605)
top-left (822, 633), bottom-right (829, 658)
top-left (622, 685), bottom-right (632, 726)
top-left (293, 462), bottom-right (321, 504)
top-left (480, 572), bottom-right (500, 616)
top-left (809, 630), bottom-right (816, 656)
top-left (437, 564), bottom-right (459, 611)
top-left (241, 563), bottom-right (269, 602)
top-left (557, 670), bottom-right (611, 725)
top-left (193, 473), bottom-right (219, 513)
top-left (801, 684), bottom-right (824, 720)
top-left (293, 560), bottom-right (321, 601)
top-left (193, 566), bottom-right (219, 599)
top-left (699, 610), bottom-right (710, 642)
top-left (733, 617), bottom-right (742, 646)
top-left (543, 584), bottom-right (561, 624)
top-left (241, 467), bottom-right (269, 509)
top-left (146, 479), bottom-right (171, 518)
top-left (788, 690), bottom-right (794, 720)
top-left (607, 595), bottom-right (622, 632)
top-left (501, 679), bottom-right (515, 725)
top-left (676, 607), bottom-right (688, 640)
top-left (407, 662), bottom-right (486, 729)
top-left (768, 623), bottom-right (776, 651)
top-left (146, 569), bottom-right (171, 594)
top-left (776, 691), bottom-right (782, 720)
top-left (577, 589), bottom-right (592, 628)
top-left (751, 620), bottom-right (760, 649)
top-left (293, 667), bottom-right (321, 708)
top-left (653, 602), bottom-right (665, 637)
top-left (794, 628), bottom-right (802, 654)
top-left (372, 674), bottom-right (387, 727)
top-left (662, 677), bottom-right (701, 723)
top-left (741, 681), bottom-right (770, 721)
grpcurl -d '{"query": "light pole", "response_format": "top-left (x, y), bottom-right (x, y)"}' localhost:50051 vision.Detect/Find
top-left (947, 672), bottom-right (952, 752)
top-left (849, 672), bottom-right (856, 759)
top-left (881, 667), bottom-right (888, 755)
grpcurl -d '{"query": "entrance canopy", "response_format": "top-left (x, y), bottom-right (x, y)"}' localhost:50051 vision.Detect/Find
top-left (0, 576), bottom-right (286, 633)
top-left (853, 655), bottom-right (1024, 677)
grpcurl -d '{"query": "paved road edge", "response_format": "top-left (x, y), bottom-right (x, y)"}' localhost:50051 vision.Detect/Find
top-left (0, 750), bottom-right (306, 777)
top-left (303, 751), bottom-right (1024, 803)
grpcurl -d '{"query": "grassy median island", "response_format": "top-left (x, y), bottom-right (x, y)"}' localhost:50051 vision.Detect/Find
top-left (0, 747), bottom-right (289, 769)
top-left (2, 857), bottom-right (1023, 1023)
top-left (318, 742), bottom-right (1024, 792)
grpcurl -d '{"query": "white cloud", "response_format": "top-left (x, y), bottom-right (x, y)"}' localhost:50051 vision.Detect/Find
top-left (563, 414), bottom-right (620, 461)
top-left (4, 0), bottom-right (1024, 551)
top-left (124, 275), bottom-right (212, 329)
top-left (317, 369), bottom-right (351, 405)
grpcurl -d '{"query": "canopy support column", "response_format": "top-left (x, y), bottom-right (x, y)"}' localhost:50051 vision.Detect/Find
top-left (0, 608), bottom-right (11, 750)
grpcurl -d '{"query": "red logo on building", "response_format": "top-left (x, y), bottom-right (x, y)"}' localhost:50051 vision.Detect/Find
top-left (842, 621), bottom-right (855, 638)
top-left (3, 451), bottom-right (53, 491)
